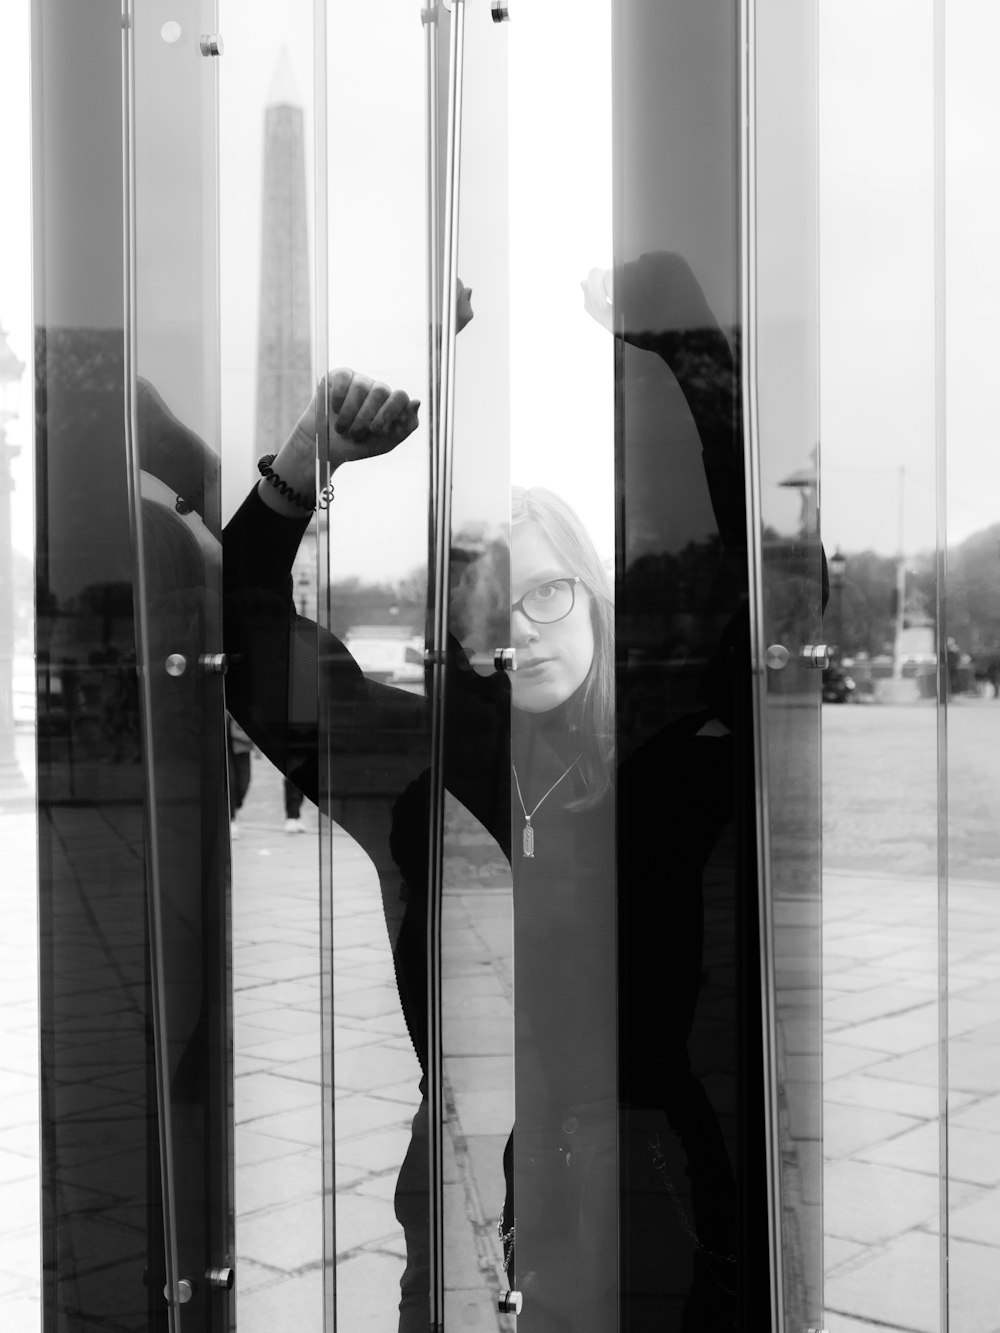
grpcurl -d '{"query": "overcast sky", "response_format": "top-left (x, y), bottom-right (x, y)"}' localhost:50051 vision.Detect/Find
top-left (2, 1), bottom-right (998, 571)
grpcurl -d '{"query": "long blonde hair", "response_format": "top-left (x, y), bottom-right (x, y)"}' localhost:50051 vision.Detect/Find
top-left (511, 487), bottom-right (615, 809)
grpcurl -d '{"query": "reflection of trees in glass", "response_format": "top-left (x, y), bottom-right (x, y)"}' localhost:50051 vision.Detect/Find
top-left (320, 576), bottom-right (424, 643)
top-left (318, 523), bottom-right (516, 647)
top-left (931, 524), bottom-right (1000, 666)
top-left (824, 550), bottom-right (898, 656)
top-left (619, 533), bottom-right (740, 734)
top-left (824, 525), bottom-right (1000, 666)
top-left (622, 534), bottom-right (729, 651)
top-left (34, 329), bottom-right (138, 762)
top-left (34, 327), bottom-right (126, 438)
top-left (760, 529), bottom-right (825, 649)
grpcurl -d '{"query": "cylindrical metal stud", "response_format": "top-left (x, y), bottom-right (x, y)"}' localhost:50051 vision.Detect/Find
top-left (165, 653), bottom-right (187, 677)
top-left (199, 34), bottom-right (224, 56)
top-left (498, 1290), bottom-right (522, 1314)
top-left (163, 1278), bottom-right (194, 1304)
top-left (803, 643), bottom-right (830, 670)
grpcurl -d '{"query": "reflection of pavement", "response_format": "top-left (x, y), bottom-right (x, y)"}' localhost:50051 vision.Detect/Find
top-left (0, 807), bottom-right (41, 1327)
top-left (7, 702), bottom-right (1000, 1330)
top-left (0, 745), bottom-right (511, 1331)
top-left (823, 702), bottom-right (1000, 1333)
top-left (232, 757), bottom-right (510, 1332)
top-left (230, 755), bottom-right (328, 1331)
top-left (823, 871), bottom-right (1000, 1333)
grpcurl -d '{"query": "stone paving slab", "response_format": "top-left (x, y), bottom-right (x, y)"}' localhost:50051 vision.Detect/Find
top-left (236, 1149), bottom-right (324, 1217)
top-left (947, 1187), bottom-right (1000, 1247)
top-left (859, 1121), bottom-right (1000, 1187)
top-left (951, 1091), bottom-right (1000, 1133)
top-left (822, 861), bottom-right (1000, 1332)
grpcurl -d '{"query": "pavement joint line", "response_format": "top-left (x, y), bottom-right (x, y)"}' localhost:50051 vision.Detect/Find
top-left (824, 1309), bottom-right (923, 1333)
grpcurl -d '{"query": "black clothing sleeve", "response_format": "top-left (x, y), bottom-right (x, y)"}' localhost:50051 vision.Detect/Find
top-left (222, 485), bottom-right (511, 1069)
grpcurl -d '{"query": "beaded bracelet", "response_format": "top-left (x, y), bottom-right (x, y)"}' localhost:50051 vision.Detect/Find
top-left (257, 454), bottom-right (334, 512)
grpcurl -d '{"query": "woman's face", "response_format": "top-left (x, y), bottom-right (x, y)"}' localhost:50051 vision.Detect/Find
top-left (509, 522), bottom-right (595, 713)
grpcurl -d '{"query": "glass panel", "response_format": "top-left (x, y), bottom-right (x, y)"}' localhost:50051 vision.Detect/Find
top-left (818, 6), bottom-right (945, 1331)
top-left (127, 1), bottom-right (233, 1326)
top-left (750, 1), bottom-right (824, 1326)
top-left (217, 3), bottom-right (327, 1327)
top-left (503, 2), bottom-right (619, 1328)
top-left (0, 5), bottom-right (39, 1330)
top-left (439, 3), bottom-right (515, 1327)
top-left (221, 2), bottom-right (434, 1330)
top-left (323, 3), bottom-right (431, 1327)
top-left (216, 2), bottom-right (466, 1328)
top-left (945, 4), bottom-right (1000, 1330)
top-left (615, 3), bottom-right (768, 1327)
top-left (32, 3), bottom-right (167, 1327)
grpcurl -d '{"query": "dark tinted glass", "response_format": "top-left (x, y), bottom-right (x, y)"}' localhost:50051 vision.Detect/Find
top-left (33, 3), bottom-right (165, 1327)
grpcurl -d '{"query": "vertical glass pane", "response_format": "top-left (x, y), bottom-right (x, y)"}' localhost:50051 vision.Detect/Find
top-left (128, 0), bottom-right (232, 1325)
top-left (0, 4), bottom-right (38, 1328)
top-left (615, 2), bottom-right (767, 1327)
top-left (219, 1), bottom-right (434, 1327)
top-left (217, 3), bottom-right (326, 1327)
top-left (439, 2), bottom-right (514, 1326)
top-left (945, 4), bottom-right (1000, 1329)
top-left (323, 2), bottom-right (430, 1325)
top-left (751, 0), bottom-right (824, 1326)
top-left (504, 2), bottom-right (620, 1327)
top-left (818, 6), bottom-right (944, 1330)
top-left (221, 1), bottom-right (434, 1327)
top-left (32, 3), bottom-right (165, 1327)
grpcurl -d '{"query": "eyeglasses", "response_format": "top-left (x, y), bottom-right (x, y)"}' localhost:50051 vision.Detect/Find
top-left (511, 577), bottom-right (583, 625)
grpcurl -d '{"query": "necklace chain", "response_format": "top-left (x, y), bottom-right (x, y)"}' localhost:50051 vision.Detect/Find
top-left (512, 756), bottom-right (580, 858)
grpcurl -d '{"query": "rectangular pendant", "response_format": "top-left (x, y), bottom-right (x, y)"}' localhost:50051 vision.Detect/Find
top-left (522, 823), bottom-right (534, 858)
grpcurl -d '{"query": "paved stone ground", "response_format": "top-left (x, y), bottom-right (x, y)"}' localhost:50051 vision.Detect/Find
top-left (228, 759), bottom-right (511, 1333)
top-left (0, 800), bottom-right (41, 1331)
top-left (3, 699), bottom-right (1000, 1330)
top-left (822, 700), bottom-right (1000, 1333)
top-left (0, 746), bottom-right (512, 1332)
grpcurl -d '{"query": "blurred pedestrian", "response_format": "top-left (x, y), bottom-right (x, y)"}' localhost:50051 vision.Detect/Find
top-left (284, 776), bottom-right (306, 833)
top-left (227, 713), bottom-right (254, 837)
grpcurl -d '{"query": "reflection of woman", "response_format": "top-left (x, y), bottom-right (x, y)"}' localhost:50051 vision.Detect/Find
top-left (224, 258), bottom-right (741, 1331)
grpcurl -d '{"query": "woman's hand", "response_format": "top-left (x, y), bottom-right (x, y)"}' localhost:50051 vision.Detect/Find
top-left (456, 279), bottom-right (474, 333)
top-left (295, 369), bottom-right (420, 469)
top-left (581, 253), bottom-right (718, 350)
top-left (260, 369), bottom-right (420, 517)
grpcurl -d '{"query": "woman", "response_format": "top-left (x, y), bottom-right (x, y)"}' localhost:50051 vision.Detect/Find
top-left (223, 260), bottom-right (744, 1331)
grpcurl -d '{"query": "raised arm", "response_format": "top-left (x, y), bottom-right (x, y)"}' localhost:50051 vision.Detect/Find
top-left (222, 371), bottom-right (421, 803)
top-left (255, 368), bottom-right (420, 518)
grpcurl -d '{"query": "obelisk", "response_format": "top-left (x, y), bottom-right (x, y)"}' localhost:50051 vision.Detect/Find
top-left (254, 49), bottom-right (312, 460)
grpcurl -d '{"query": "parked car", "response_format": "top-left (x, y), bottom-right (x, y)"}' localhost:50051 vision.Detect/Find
top-left (344, 631), bottom-right (424, 685)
